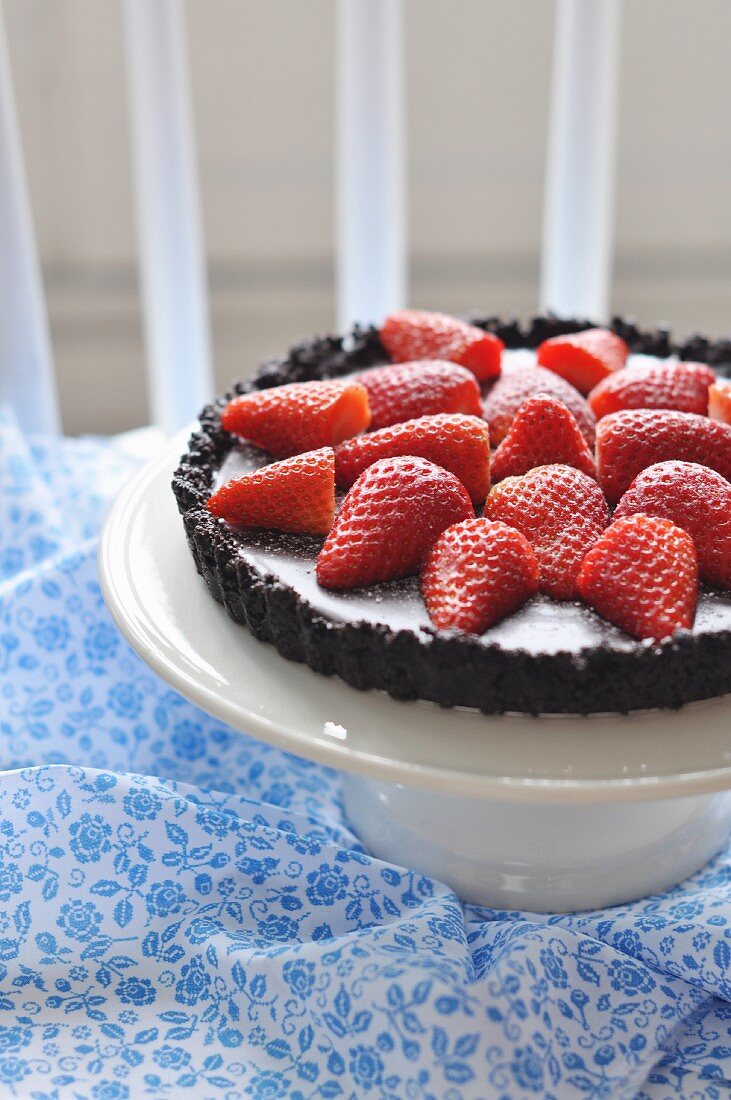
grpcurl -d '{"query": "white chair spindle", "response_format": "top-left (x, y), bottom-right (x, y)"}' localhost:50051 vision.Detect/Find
top-left (335, 0), bottom-right (407, 332)
top-left (540, 0), bottom-right (622, 322)
top-left (0, 5), bottom-right (59, 435)
top-left (123, 0), bottom-right (213, 437)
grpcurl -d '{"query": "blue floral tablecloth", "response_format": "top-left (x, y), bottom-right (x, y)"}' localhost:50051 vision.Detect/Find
top-left (1, 406), bottom-right (731, 1100)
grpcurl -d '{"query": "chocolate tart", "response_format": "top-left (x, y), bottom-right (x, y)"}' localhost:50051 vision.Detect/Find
top-left (172, 314), bottom-right (731, 715)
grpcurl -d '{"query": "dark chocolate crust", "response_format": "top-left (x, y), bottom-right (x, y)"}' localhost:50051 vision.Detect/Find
top-left (172, 314), bottom-right (731, 715)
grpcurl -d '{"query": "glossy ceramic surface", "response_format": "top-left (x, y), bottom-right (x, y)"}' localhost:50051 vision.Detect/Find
top-left (343, 777), bottom-right (731, 910)
top-left (99, 430), bottom-right (731, 805)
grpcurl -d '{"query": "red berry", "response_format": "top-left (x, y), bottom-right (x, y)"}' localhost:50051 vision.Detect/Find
top-left (316, 456), bottom-right (474, 590)
top-left (222, 380), bottom-right (371, 458)
top-left (709, 378), bottom-right (731, 424)
top-left (578, 515), bottom-right (698, 642)
top-left (614, 461), bottom-right (731, 589)
top-left (380, 309), bottom-right (503, 381)
top-left (485, 465), bottom-right (610, 600)
top-left (483, 364), bottom-right (596, 445)
top-left (334, 414), bottom-right (490, 504)
top-left (207, 448), bottom-right (335, 536)
top-left (537, 328), bottom-right (628, 394)
top-left (490, 395), bottom-right (596, 484)
top-left (421, 518), bottom-right (539, 634)
top-left (358, 360), bottom-right (482, 430)
top-left (588, 360), bottom-right (715, 420)
top-left (596, 409), bottom-right (731, 504)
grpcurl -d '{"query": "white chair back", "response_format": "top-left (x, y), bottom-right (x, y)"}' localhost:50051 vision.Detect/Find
top-left (0, 0), bottom-right (621, 437)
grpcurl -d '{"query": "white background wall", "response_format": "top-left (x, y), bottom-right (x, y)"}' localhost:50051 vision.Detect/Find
top-left (5, 0), bottom-right (731, 433)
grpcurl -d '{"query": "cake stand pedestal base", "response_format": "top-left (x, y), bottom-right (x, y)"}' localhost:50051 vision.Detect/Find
top-left (343, 776), bottom-right (731, 912)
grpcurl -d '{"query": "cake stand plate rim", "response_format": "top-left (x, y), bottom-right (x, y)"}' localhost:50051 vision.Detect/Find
top-left (98, 429), bottom-right (731, 805)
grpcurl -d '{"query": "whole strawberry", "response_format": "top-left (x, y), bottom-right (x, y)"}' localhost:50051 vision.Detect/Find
top-left (483, 364), bottom-right (596, 445)
top-left (614, 461), bottom-right (731, 589)
top-left (334, 413), bottom-right (490, 504)
top-left (316, 456), bottom-right (474, 590)
top-left (490, 394), bottom-right (596, 484)
top-left (380, 309), bottom-right (503, 381)
top-left (588, 360), bottom-right (715, 420)
top-left (577, 515), bottom-right (698, 642)
top-left (222, 379), bottom-right (371, 457)
top-left (421, 519), bottom-right (539, 634)
top-left (357, 360), bottom-right (482, 430)
top-left (207, 448), bottom-right (335, 536)
top-left (537, 328), bottom-right (628, 394)
top-left (485, 465), bottom-right (610, 599)
top-left (596, 408), bottom-right (731, 503)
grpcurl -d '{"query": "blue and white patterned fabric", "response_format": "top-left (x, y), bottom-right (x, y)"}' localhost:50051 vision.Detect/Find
top-left (0, 405), bottom-right (730, 1100)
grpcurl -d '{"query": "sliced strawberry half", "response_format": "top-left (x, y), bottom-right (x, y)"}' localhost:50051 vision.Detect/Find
top-left (316, 456), bottom-right (473, 590)
top-left (537, 328), bottom-right (628, 395)
top-left (222, 380), bottom-right (371, 458)
top-left (485, 465), bottom-right (610, 599)
top-left (577, 514), bottom-right (698, 642)
top-left (358, 360), bottom-right (482, 430)
top-left (380, 309), bottom-right (503, 381)
top-left (207, 447), bottom-right (335, 536)
top-left (709, 378), bottom-right (731, 424)
top-left (483, 364), bottom-right (596, 445)
top-left (588, 360), bottom-right (715, 420)
top-left (614, 461), bottom-right (731, 590)
top-left (334, 413), bottom-right (490, 504)
top-left (421, 518), bottom-right (539, 634)
top-left (490, 394), bottom-right (596, 484)
top-left (596, 408), bottom-right (731, 504)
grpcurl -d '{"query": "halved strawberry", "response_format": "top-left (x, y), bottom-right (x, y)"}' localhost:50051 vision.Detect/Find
top-left (357, 360), bottom-right (482, 430)
top-left (222, 380), bottom-right (371, 458)
top-left (537, 328), bottom-right (628, 394)
top-left (207, 448), bottom-right (335, 535)
top-left (577, 515), bottom-right (698, 642)
top-left (614, 461), bottom-right (731, 589)
top-left (596, 409), bottom-right (731, 504)
top-left (316, 456), bottom-right (473, 590)
top-left (490, 395), bottom-right (596, 484)
top-left (334, 414), bottom-right (490, 504)
top-left (380, 309), bottom-right (503, 381)
top-left (421, 518), bottom-right (539, 634)
top-left (485, 465), bottom-right (610, 599)
top-left (483, 364), bottom-right (596, 445)
top-left (709, 378), bottom-right (731, 424)
top-left (588, 360), bottom-right (715, 420)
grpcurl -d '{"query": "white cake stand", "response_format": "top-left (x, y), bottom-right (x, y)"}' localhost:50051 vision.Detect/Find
top-left (99, 432), bottom-right (731, 913)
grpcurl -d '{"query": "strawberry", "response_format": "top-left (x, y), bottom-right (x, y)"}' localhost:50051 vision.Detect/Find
top-left (483, 364), bottom-right (596, 445)
top-left (485, 465), bottom-right (610, 599)
top-left (316, 456), bottom-right (473, 590)
top-left (334, 414), bottom-right (490, 504)
top-left (421, 518), bottom-right (539, 634)
top-left (537, 328), bottom-right (628, 394)
top-left (709, 378), bottom-right (731, 424)
top-left (588, 360), bottom-right (715, 420)
top-left (490, 395), bottom-right (596, 484)
top-left (613, 461), bottom-right (731, 589)
top-left (207, 448), bottom-right (335, 535)
top-left (380, 309), bottom-right (503, 381)
top-left (577, 515), bottom-right (698, 642)
top-left (221, 380), bottom-right (371, 458)
top-left (358, 360), bottom-right (481, 430)
top-left (596, 409), bottom-right (731, 504)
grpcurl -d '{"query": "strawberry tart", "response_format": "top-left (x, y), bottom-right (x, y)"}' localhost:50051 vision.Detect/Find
top-left (173, 312), bottom-right (731, 714)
